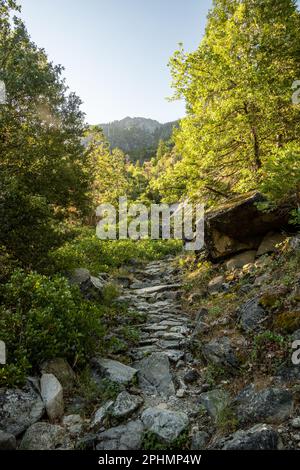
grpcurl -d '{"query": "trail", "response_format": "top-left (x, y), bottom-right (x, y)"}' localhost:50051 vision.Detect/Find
top-left (95, 256), bottom-right (203, 450)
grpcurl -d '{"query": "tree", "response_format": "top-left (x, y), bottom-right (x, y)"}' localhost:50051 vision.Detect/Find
top-left (85, 126), bottom-right (132, 206)
top-left (0, 0), bottom-right (89, 266)
top-left (168, 0), bottom-right (300, 205)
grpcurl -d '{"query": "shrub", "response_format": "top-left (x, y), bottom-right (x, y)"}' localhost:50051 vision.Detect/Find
top-left (0, 269), bottom-right (106, 386)
top-left (50, 227), bottom-right (182, 275)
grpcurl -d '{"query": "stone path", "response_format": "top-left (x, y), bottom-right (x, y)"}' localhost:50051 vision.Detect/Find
top-left (122, 258), bottom-right (192, 363)
top-left (92, 257), bottom-right (204, 449)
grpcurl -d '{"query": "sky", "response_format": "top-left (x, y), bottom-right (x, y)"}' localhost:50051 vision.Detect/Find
top-left (18, 0), bottom-right (213, 124)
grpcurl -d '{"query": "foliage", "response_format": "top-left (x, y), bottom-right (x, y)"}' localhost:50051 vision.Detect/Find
top-left (0, 269), bottom-right (106, 386)
top-left (50, 227), bottom-right (182, 275)
top-left (274, 312), bottom-right (300, 334)
top-left (154, 0), bottom-right (300, 205)
top-left (259, 143), bottom-right (300, 207)
top-left (0, 0), bottom-right (90, 267)
top-left (215, 405), bottom-right (238, 434)
top-left (75, 369), bottom-right (121, 416)
top-left (251, 330), bottom-right (287, 373)
top-left (142, 430), bottom-right (190, 451)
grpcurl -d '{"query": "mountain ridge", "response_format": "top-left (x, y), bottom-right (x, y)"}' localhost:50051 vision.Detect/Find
top-left (99, 116), bottom-right (179, 162)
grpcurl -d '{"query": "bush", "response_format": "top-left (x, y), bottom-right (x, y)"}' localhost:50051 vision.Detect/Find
top-left (50, 227), bottom-right (182, 275)
top-left (0, 269), bottom-right (106, 386)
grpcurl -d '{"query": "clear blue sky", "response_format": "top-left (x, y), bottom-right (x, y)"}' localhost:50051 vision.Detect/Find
top-left (18, 0), bottom-right (212, 124)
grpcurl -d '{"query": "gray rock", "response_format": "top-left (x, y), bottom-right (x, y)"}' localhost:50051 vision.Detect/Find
top-left (183, 369), bottom-right (200, 384)
top-left (92, 358), bottom-right (137, 385)
top-left (70, 268), bottom-right (105, 300)
top-left (40, 373), bottom-right (64, 422)
top-left (69, 268), bottom-right (90, 285)
top-left (41, 358), bottom-right (75, 393)
top-left (96, 420), bottom-right (144, 450)
top-left (62, 414), bottom-right (83, 436)
top-left (132, 284), bottom-right (181, 295)
top-left (134, 353), bottom-right (175, 397)
top-left (141, 407), bottom-right (189, 443)
top-left (202, 336), bottom-right (240, 370)
top-left (291, 417), bottom-right (300, 429)
top-left (91, 401), bottom-right (114, 428)
top-left (0, 385), bottom-right (45, 436)
top-left (291, 330), bottom-right (300, 341)
top-left (191, 430), bottom-right (209, 450)
top-left (20, 422), bottom-right (68, 450)
top-left (208, 275), bottom-right (225, 293)
top-left (226, 251), bottom-right (256, 271)
top-left (275, 364), bottom-right (300, 384)
top-left (238, 298), bottom-right (267, 332)
top-left (257, 232), bottom-right (287, 257)
top-left (235, 385), bottom-right (293, 424)
top-left (217, 424), bottom-right (281, 450)
top-left (112, 391), bottom-right (143, 419)
top-left (0, 430), bottom-right (16, 450)
top-left (162, 350), bottom-right (185, 363)
top-left (199, 389), bottom-right (231, 419)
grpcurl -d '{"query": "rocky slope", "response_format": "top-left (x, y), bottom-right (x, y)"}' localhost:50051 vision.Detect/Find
top-left (1, 194), bottom-right (300, 450)
top-left (1, 234), bottom-right (300, 450)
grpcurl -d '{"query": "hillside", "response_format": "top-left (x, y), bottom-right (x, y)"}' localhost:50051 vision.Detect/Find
top-left (99, 117), bottom-right (178, 162)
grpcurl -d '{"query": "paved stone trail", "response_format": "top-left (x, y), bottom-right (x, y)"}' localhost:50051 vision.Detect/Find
top-left (93, 257), bottom-right (205, 450)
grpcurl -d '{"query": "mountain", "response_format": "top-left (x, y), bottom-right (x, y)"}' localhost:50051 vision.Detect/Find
top-left (99, 117), bottom-right (178, 162)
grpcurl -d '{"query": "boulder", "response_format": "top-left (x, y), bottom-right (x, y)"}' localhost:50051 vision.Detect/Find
top-left (40, 373), bottom-right (64, 422)
top-left (69, 268), bottom-right (105, 300)
top-left (291, 417), bottom-right (300, 429)
top-left (238, 298), bottom-right (268, 332)
top-left (91, 401), bottom-right (114, 428)
top-left (217, 424), bottom-right (281, 450)
top-left (226, 251), bottom-right (257, 271)
top-left (62, 414), bottom-right (83, 436)
top-left (0, 384), bottom-right (45, 436)
top-left (235, 385), bottom-right (293, 424)
top-left (91, 358), bottom-right (137, 385)
top-left (20, 422), bottom-right (68, 450)
top-left (134, 352), bottom-right (175, 397)
top-left (40, 358), bottom-right (75, 393)
top-left (199, 389), bottom-right (231, 420)
top-left (257, 232), bottom-right (287, 256)
top-left (112, 391), bottom-right (143, 419)
top-left (208, 275), bottom-right (226, 293)
top-left (191, 430), bottom-right (210, 450)
top-left (141, 407), bottom-right (189, 443)
top-left (0, 430), bottom-right (16, 450)
top-left (183, 369), bottom-right (200, 384)
top-left (96, 420), bottom-right (144, 450)
top-left (202, 336), bottom-right (240, 371)
top-left (69, 268), bottom-right (90, 285)
top-left (204, 192), bottom-right (293, 260)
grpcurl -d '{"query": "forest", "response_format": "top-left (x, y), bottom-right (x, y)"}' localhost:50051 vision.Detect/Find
top-left (0, 0), bottom-right (300, 454)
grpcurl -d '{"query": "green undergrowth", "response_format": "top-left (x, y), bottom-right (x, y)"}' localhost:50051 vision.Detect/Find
top-left (141, 430), bottom-right (190, 451)
top-left (50, 227), bottom-right (182, 275)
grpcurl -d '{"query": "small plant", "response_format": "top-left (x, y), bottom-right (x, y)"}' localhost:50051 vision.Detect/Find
top-left (216, 406), bottom-right (238, 434)
top-left (203, 364), bottom-right (227, 387)
top-left (102, 282), bottom-right (120, 305)
top-left (76, 368), bottom-right (121, 415)
top-left (251, 330), bottom-right (287, 373)
top-left (142, 430), bottom-right (190, 451)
